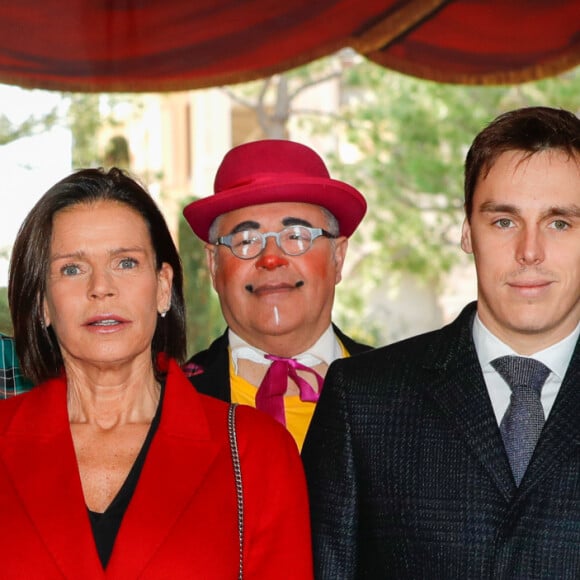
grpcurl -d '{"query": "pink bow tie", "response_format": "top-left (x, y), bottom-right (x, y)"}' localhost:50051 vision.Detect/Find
top-left (255, 354), bottom-right (324, 426)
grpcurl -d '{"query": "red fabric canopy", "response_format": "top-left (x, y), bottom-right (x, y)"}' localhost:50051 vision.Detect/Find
top-left (0, 0), bottom-right (578, 92)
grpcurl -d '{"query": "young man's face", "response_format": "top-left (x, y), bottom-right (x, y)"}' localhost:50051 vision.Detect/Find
top-left (462, 149), bottom-right (580, 354)
top-left (206, 202), bottom-right (347, 354)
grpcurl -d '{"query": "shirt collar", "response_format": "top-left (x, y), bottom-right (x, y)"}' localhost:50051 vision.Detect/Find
top-left (229, 324), bottom-right (341, 374)
top-left (473, 314), bottom-right (580, 380)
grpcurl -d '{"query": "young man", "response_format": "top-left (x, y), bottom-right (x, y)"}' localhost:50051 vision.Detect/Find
top-left (182, 139), bottom-right (372, 451)
top-left (1, 332), bottom-right (32, 398)
top-left (302, 106), bottom-right (580, 577)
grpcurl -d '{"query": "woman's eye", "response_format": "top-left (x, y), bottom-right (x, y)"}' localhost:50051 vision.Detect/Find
top-left (61, 264), bottom-right (81, 276)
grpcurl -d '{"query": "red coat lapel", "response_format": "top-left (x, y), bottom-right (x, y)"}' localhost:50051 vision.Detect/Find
top-left (0, 377), bottom-right (105, 578)
top-left (0, 361), bottom-right (222, 579)
top-left (106, 359), bottom-right (221, 577)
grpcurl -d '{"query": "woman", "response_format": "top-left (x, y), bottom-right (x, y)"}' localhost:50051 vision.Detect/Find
top-left (0, 168), bottom-right (313, 579)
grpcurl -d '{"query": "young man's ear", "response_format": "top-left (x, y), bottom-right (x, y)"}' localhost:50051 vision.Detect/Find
top-left (461, 218), bottom-right (473, 254)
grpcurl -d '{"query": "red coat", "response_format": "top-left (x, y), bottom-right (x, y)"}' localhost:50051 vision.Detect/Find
top-left (0, 358), bottom-right (313, 579)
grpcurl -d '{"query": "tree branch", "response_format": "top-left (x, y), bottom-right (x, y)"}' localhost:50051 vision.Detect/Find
top-left (288, 70), bottom-right (343, 100)
top-left (289, 108), bottom-right (344, 120)
top-left (219, 86), bottom-right (256, 110)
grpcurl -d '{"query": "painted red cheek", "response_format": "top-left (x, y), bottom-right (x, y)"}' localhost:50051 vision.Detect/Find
top-left (255, 254), bottom-right (289, 269)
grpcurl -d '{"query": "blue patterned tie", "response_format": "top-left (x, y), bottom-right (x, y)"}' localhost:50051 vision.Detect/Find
top-left (491, 356), bottom-right (551, 486)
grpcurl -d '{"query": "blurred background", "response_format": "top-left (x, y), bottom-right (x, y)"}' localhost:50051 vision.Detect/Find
top-left (1, 1), bottom-right (578, 354)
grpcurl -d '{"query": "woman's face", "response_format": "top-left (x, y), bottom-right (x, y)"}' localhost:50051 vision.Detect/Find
top-left (43, 200), bottom-right (172, 373)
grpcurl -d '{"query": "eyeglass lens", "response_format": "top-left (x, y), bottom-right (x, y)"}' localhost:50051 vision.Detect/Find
top-left (231, 226), bottom-right (316, 258)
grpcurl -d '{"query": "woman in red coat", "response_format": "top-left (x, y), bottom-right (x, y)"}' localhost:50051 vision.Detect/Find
top-left (0, 167), bottom-right (313, 579)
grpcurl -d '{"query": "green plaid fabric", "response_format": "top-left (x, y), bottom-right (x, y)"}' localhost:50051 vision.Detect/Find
top-left (1, 333), bottom-right (33, 398)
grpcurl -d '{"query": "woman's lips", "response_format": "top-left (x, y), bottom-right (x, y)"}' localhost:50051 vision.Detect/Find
top-left (84, 315), bottom-right (130, 332)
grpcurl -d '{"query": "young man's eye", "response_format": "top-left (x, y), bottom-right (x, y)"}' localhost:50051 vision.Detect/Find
top-left (119, 257), bottom-right (138, 269)
top-left (549, 219), bottom-right (570, 231)
top-left (494, 218), bottom-right (514, 229)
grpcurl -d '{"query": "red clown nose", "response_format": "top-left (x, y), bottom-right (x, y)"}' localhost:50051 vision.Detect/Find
top-left (256, 253), bottom-right (288, 270)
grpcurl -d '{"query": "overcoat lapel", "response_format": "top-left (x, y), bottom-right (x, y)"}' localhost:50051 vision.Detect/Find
top-left (0, 378), bottom-right (105, 578)
top-left (106, 359), bottom-right (220, 577)
top-left (421, 304), bottom-right (515, 500)
top-left (188, 331), bottom-right (232, 402)
top-left (518, 340), bottom-right (580, 492)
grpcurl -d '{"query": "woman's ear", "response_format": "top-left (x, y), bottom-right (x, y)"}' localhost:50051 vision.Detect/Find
top-left (42, 298), bottom-right (51, 328)
top-left (157, 262), bottom-right (174, 314)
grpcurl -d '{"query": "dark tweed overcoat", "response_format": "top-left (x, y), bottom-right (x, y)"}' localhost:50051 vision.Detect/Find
top-left (302, 302), bottom-right (580, 579)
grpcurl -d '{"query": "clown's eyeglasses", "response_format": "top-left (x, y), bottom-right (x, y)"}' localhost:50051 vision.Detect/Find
top-left (215, 225), bottom-right (336, 260)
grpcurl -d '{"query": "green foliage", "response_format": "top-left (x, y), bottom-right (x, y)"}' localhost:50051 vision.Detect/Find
top-left (104, 135), bottom-right (131, 169)
top-left (334, 61), bottom-right (580, 281)
top-left (314, 60), bottom-right (580, 338)
top-left (223, 57), bottom-right (579, 341)
top-left (66, 93), bottom-right (102, 168)
top-left (178, 198), bottom-right (225, 357)
top-left (0, 287), bottom-right (13, 335)
top-left (65, 92), bottom-right (147, 171)
top-left (0, 101), bottom-right (60, 337)
top-left (332, 61), bottom-right (580, 283)
top-left (0, 108), bottom-right (58, 146)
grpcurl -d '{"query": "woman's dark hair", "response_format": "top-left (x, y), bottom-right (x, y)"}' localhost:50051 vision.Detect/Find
top-left (9, 167), bottom-right (187, 384)
top-left (464, 106), bottom-right (580, 220)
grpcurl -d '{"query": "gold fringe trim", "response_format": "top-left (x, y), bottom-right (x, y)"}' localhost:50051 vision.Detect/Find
top-left (367, 50), bottom-right (580, 86)
top-left (350, 0), bottom-right (449, 54)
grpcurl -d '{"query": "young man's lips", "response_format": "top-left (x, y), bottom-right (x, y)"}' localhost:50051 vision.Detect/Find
top-left (510, 279), bottom-right (552, 288)
top-left (508, 280), bottom-right (553, 295)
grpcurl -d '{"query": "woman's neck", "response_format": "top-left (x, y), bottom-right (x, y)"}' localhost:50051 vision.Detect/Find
top-left (65, 359), bottom-right (160, 428)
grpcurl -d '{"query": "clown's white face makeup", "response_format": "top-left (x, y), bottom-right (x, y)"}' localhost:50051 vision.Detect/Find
top-left (206, 202), bottom-right (347, 355)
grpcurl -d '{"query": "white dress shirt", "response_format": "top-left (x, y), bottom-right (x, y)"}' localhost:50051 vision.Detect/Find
top-left (472, 314), bottom-right (580, 424)
top-left (229, 324), bottom-right (342, 375)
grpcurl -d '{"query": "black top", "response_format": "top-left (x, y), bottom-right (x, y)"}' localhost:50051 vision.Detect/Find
top-left (88, 383), bottom-right (164, 568)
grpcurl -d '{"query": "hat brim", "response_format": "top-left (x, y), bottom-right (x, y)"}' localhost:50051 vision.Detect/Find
top-left (183, 177), bottom-right (366, 242)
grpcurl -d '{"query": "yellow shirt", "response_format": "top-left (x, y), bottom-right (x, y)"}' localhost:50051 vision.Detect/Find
top-left (229, 341), bottom-right (350, 452)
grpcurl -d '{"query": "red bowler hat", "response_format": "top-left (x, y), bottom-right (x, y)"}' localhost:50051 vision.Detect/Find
top-left (183, 139), bottom-right (367, 242)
